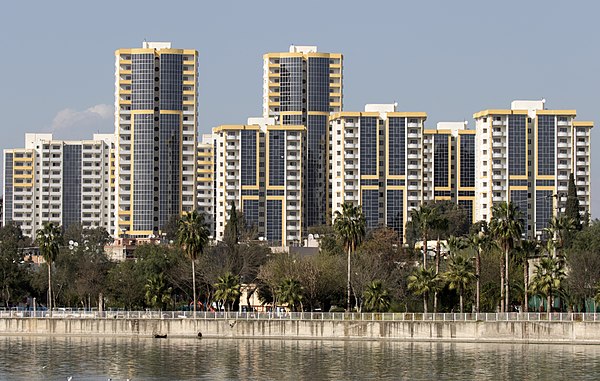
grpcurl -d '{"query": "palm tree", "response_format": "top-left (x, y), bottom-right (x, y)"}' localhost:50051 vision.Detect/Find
top-left (445, 236), bottom-right (468, 256)
top-left (517, 239), bottom-right (540, 312)
top-left (467, 222), bottom-right (496, 313)
top-left (489, 202), bottom-right (523, 312)
top-left (432, 216), bottom-right (449, 313)
top-left (214, 272), bottom-right (241, 311)
top-left (410, 204), bottom-right (439, 269)
top-left (444, 254), bottom-right (476, 313)
top-left (144, 274), bottom-right (173, 310)
top-left (407, 266), bottom-right (438, 313)
top-left (544, 215), bottom-right (576, 258)
top-left (36, 222), bottom-right (63, 317)
top-left (363, 280), bottom-right (391, 312)
top-left (530, 256), bottom-right (566, 312)
top-left (333, 202), bottom-right (366, 311)
top-left (278, 277), bottom-right (304, 312)
top-left (176, 211), bottom-right (209, 317)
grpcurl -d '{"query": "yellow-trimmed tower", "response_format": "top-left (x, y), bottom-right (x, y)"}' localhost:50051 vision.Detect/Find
top-left (114, 42), bottom-right (198, 238)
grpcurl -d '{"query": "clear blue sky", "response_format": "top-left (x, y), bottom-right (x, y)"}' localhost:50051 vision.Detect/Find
top-left (1, 0), bottom-right (598, 216)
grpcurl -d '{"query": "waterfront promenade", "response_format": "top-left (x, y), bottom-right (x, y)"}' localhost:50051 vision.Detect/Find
top-left (2, 311), bottom-right (600, 343)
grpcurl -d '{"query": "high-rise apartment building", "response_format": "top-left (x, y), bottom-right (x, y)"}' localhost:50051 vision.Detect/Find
top-left (423, 122), bottom-right (476, 220)
top-left (197, 134), bottom-right (215, 235)
top-left (329, 104), bottom-right (428, 237)
top-left (114, 42), bottom-right (198, 237)
top-left (263, 45), bottom-right (342, 228)
top-left (474, 100), bottom-right (593, 237)
top-left (3, 133), bottom-right (115, 237)
top-left (212, 118), bottom-right (306, 246)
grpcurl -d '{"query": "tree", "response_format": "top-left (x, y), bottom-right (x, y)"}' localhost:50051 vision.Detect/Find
top-left (223, 201), bottom-right (239, 246)
top-left (278, 277), bottom-right (304, 312)
top-left (36, 222), bottom-right (63, 316)
top-left (432, 217), bottom-right (448, 313)
top-left (566, 222), bottom-right (600, 311)
top-left (544, 215), bottom-right (577, 258)
top-left (445, 236), bottom-right (468, 257)
top-left (516, 240), bottom-right (540, 312)
top-left (410, 204), bottom-right (439, 269)
top-left (177, 211), bottom-right (209, 317)
top-left (161, 214), bottom-right (181, 242)
top-left (489, 202), bottom-right (523, 312)
top-left (145, 274), bottom-right (173, 310)
top-left (213, 272), bottom-right (240, 311)
top-left (333, 203), bottom-right (366, 311)
top-left (363, 280), bottom-right (391, 312)
top-left (0, 224), bottom-right (30, 308)
top-left (565, 173), bottom-right (582, 231)
top-left (444, 254), bottom-right (475, 313)
top-left (467, 221), bottom-right (496, 313)
top-left (530, 256), bottom-right (566, 312)
top-left (105, 260), bottom-right (145, 309)
top-left (407, 266), bottom-right (438, 313)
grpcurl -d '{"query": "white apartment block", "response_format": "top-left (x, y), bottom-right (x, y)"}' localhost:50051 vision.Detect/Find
top-left (3, 133), bottom-right (115, 238)
top-left (474, 100), bottom-right (593, 237)
top-left (329, 104), bottom-right (428, 237)
top-left (213, 118), bottom-right (306, 246)
top-left (197, 134), bottom-right (215, 236)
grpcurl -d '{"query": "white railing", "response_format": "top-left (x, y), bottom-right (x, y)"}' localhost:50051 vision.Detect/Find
top-left (1, 309), bottom-right (600, 322)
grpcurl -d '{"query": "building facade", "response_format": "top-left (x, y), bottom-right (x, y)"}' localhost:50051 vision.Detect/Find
top-left (474, 100), bottom-right (593, 237)
top-left (329, 104), bottom-right (428, 238)
top-left (197, 134), bottom-right (215, 235)
top-left (212, 118), bottom-right (306, 246)
top-left (3, 133), bottom-right (115, 238)
top-left (423, 122), bottom-right (476, 221)
top-left (114, 41), bottom-right (198, 238)
top-left (263, 45), bottom-right (342, 228)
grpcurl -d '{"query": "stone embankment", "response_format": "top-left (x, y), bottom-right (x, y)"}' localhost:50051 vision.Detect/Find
top-left (2, 316), bottom-right (600, 343)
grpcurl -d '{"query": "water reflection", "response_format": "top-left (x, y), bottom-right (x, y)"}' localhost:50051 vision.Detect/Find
top-left (1, 336), bottom-right (599, 380)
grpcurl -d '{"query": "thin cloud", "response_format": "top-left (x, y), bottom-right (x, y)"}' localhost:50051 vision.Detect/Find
top-left (50, 104), bottom-right (113, 139)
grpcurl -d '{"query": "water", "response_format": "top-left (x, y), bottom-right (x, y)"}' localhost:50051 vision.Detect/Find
top-left (1, 336), bottom-right (599, 380)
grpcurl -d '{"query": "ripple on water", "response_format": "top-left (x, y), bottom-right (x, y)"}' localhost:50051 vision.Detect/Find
top-left (1, 336), bottom-right (600, 380)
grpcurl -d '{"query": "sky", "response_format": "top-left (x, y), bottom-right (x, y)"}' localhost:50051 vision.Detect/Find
top-left (0, 0), bottom-right (598, 216)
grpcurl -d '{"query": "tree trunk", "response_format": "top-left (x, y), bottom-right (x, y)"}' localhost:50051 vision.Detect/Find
top-left (246, 287), bottom-right (255, 312)
top-left (459, 292), bottom-right (464, 313)
top-left (423, 292), bottom-right (428, 314)
top-left (505, 247), bottom-right (510, 312)
top-left (47, 263), bottom-right (52, 318)
top-left (547, 294), bottom-right (552, 313)
top-left (347, 246), bottom-right (351, 311)
top-left (476, 248), bottom-right (481, 313)
top-left (523, 260), bottom-right (529, 313)
top-left (191, 259), bottom-right (197, 318)
top-left (500, 254), bottom-right (505, 313)
top-left (423, 233), bottom-right (428, 269)
top-left (434, 237), bottom-right (440, 313)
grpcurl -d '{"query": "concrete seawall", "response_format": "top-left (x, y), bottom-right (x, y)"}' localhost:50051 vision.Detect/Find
top-left (2, 318), bottom-right (600, 343)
